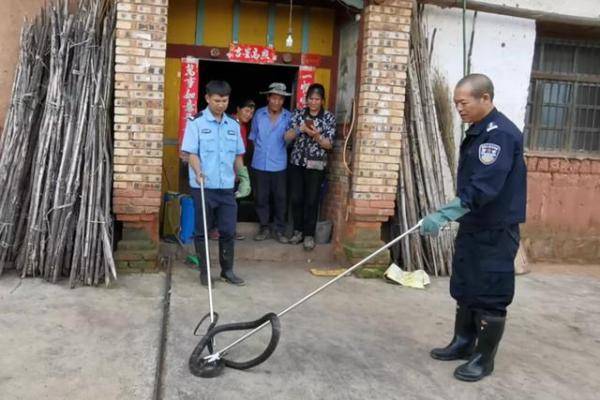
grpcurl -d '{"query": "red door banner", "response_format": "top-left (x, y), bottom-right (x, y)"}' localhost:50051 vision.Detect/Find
top-left (296, 66), bottom-right (316, 110)
top-left (300, 53), bottom-right (322, 68)
top-left (226, 43), bottom-right (277, 64)
top-left (178, 57), bottom-right (200, 149)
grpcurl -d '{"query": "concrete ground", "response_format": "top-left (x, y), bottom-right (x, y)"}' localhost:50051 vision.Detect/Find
top-left (0, 271), bottom-right (165, 400)
top-left (1, 259), bottom-right (599, 400)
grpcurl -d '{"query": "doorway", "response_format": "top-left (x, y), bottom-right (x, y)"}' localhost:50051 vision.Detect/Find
top-left (182, 60), bottom-right (299, 223)
top-left (197, 60), bottom-right (299, 113)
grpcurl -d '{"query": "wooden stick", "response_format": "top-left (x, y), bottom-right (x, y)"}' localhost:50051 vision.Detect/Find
top-left (396, 4), bottom-right (458, 276)
top-left (1, 0), bottom-right (116, 286)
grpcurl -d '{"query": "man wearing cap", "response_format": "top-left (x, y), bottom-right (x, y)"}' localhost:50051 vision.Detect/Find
top-left (249, 83), bottom-right (292, 243)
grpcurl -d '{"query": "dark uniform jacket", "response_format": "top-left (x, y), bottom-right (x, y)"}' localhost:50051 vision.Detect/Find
top-left (456, 108), bottom-right (527, 230)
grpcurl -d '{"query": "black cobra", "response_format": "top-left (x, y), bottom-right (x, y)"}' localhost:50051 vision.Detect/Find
top-left (188, 222), bottom-right (421, 379)
top-left (189, 312), bottom-right (281, 378)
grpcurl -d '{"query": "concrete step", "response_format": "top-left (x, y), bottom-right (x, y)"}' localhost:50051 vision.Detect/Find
top-left (117, 239), bottom-right (156, 251)
top-left (160, 222), bottom-right (335, 264)
top-left (234, 222), bottom-right (261, 237)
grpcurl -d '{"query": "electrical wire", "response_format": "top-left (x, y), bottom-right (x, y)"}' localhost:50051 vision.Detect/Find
top-left (461, 0), bottom-right (468, 140)
top-left (288, 0), bottom-right (293, 34)
top-left (342, 97), bottom-right (356, 176)
top-left (462, 0), bottom-right (467, 76)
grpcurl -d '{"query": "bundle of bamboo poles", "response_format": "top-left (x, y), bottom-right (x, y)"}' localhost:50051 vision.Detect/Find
top-left (0, 0), bottom-right (116, 287)
top-left (394, 5), bottom-right (457, 276)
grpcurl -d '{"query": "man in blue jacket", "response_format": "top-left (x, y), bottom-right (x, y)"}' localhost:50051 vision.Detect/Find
top-left (420, 73), bottom-right (527, 382)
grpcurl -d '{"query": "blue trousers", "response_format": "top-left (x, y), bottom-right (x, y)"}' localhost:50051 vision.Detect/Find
top-left (191, 188), bottom-right (237, 244)
top-left (450, 224), bottom-right (520, 314)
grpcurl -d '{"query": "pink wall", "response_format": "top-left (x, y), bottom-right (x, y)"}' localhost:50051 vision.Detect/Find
top-left (523, 154), bottom-right (600, 263)
top-left (0, 0), bottom-right (47, 130)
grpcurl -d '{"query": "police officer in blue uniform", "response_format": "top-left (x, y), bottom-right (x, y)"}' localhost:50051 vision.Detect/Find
top-left (182, 80), bottom-right (251, 286)
top-left (420, 73), bottom-right (527, 382)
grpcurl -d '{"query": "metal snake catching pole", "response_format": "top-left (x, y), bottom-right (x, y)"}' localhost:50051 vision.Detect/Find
top-left (189, 220), bottom-right (423, 378)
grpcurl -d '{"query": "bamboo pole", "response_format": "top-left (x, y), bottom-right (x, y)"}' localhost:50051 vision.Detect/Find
top-left (396, 4), bottom-right (457, 276)
top-left (0, 0), bottom-right (116, 287)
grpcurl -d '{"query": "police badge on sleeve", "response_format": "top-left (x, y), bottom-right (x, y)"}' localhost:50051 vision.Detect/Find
top-left (479, 143), bottom-right (501, 165)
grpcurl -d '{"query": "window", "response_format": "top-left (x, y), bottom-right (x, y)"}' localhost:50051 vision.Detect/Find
top-left (525, 38), bottom-right (600, 154)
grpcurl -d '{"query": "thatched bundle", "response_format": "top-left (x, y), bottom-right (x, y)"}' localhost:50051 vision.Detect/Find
top-left (0, 0), bottom-right (116, 287)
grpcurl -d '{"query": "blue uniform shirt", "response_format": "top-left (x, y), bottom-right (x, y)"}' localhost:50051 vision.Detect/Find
top-left (456, 108), bottom-right (527, 229)
top-left (181, 107), bottom-right (245, 189)
top-left (248, 106), bottom-right (291, 172)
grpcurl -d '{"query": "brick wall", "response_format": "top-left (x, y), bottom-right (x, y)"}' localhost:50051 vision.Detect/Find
top-left (113, 0), bottom-right (169, 271)
top-left (324, 0), bottom-right (412, 277)
top-left (523, 154), bottom-right (600, 263)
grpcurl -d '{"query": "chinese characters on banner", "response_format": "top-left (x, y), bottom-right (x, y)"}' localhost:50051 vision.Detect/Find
top-left (296, 66), bottom-right (316, 110)
top-left (227, 43), bottom-right (277, 64)
top-left (178, 57), bottom-right (199, 149)
top-left (300, 53), bottom-right (322, 68)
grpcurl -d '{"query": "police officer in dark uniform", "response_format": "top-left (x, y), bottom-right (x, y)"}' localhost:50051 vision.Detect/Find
top-left (420, 73), bottom-right (527, 382)
top-left (182, 80), bottom-right (251, 287)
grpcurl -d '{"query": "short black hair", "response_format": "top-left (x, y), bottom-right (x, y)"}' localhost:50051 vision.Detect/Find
top-left (306, 83), bottom-right (326, 101)
top-left (456, 73), bottom-right (494, 101)
top-left (206, 80), bottom-right (231, 97)
top-left (238, 99), bottom-right (256, 109)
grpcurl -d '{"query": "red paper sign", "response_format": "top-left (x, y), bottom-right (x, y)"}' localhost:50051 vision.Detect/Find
top-left (296, 66), bottom-right (316, 110)
top-left (226, 43), bottom-right (277, 64)
top-left (300, 53), bottom-right (322, 67)
top-left (178, 57), bottom-right (200, 149)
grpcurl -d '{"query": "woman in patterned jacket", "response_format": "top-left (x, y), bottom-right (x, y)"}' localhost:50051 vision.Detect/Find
top-left (284, 84), bottom-right (336, 250)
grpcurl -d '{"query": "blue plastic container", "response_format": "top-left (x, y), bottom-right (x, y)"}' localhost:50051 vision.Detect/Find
top-left (179, 195), bottom-right (195, 244)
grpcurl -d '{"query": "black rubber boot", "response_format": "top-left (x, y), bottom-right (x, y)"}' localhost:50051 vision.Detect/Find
top-left (454, 313), bottom-right (506, 382)
top-left (430, 304), bottom-right (476, 361)
top-left (219, 240), bottom-right (245, 286)
top-left (194, 238), bottom-right (213, 287)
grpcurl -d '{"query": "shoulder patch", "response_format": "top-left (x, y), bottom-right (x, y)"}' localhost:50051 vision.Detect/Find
top-left (226, 113), bottom-right (240, 124)
top-left (188, 111), bottom-right (203, 121)
top-left (479, 143), bottom-right (501, 165)
top-left (486, 122), bottom-right (498, 132)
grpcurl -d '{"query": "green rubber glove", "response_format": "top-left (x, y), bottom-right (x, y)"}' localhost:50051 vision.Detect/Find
top-left (186, 255), bottom-right (200, 267)
top-left (420, 197), bottom-right (469, 236)
top-left (235, 166), bottom-right (251, 198)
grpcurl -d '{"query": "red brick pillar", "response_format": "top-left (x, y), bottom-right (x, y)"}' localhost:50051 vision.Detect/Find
top-left (112, 0), bottom-right (168, 271)
top-left (343, 0), bottom-right (411, 277)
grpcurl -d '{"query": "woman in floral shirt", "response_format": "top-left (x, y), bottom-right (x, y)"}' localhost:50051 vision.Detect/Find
top-left (284, 84), bottom-right (336, 250)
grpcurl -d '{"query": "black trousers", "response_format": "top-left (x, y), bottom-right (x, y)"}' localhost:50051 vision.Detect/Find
top-left (190, 188), bottom-right (237, 244)
top-left (289, 164), bottom-right (325, 236)
top-left (252, 168), bottom-right (287, 234)
top-left (450, 224), bottom-right (520, 315)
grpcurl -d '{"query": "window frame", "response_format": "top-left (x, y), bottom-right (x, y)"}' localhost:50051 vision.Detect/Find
top-left (525, 37), bottom-right (600, 157)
